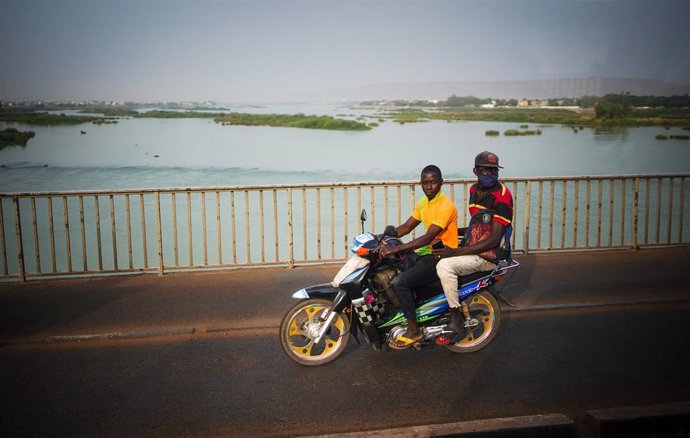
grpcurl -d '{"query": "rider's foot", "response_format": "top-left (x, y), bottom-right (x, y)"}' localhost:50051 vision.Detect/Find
top-left (442, 307), bottom-right (463, 336)
top-left (436, 308), bottom-right (463, 345)
top-left (404, 328), bottom-right (422, 340)
top-left (388, 328), bottom-right (423, 349)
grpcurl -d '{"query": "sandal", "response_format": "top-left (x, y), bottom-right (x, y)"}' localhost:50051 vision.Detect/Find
top-left (388, 333), bottom-right (423, 350)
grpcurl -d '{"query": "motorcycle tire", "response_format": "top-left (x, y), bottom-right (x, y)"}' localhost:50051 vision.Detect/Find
top-left (279, 298), bottom-right (351, 366)
top-left (445, 289), bottom-right (501, 353)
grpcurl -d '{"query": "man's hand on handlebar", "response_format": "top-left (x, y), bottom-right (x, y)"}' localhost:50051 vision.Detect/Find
top-left (379, 243), bottom-right (395, 258)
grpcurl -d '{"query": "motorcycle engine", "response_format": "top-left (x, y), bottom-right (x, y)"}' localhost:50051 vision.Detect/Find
top-left (369, 266), bottom-right (399, 306)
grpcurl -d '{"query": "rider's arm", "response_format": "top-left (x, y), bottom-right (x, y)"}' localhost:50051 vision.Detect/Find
top-left (382, 223), bottom-right (443, 256)
top-left (435, 221), bottom-right (504, 258)
top-left (395, 216), bottom-right (421, 238)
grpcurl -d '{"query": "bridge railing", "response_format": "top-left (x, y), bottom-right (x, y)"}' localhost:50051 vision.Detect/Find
top-left (1, 174), bottom-right (687, 282)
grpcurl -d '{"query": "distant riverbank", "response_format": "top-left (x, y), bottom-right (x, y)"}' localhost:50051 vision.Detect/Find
top-left (0, 108), bottom-right (371, 131)
top-left (3, 105), bottom-right (687, 131)
top-left (379, 107), bottom-right (690, 128)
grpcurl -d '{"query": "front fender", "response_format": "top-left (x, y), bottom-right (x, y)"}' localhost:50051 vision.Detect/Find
top-left (292, 284), bottom-right (352, 314)
top-left (291, 283), bottom-right (341, 301)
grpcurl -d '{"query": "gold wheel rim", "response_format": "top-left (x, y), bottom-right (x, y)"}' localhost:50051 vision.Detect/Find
top-left (286, 304), bottom-right (347, 361)
top-left (455, 294), bottom-right (495, 347)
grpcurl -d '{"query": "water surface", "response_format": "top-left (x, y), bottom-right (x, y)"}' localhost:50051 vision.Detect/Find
top-left (1, 105), bottom-right (689, 192)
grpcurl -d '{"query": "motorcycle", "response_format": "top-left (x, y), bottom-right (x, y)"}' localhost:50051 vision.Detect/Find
top-left (279, 210), bottom-right (520, 366)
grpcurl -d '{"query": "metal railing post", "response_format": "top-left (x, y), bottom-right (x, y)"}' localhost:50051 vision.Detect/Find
top-left (523, 181), bottom-right (531, 254)
top-left (632, 178), bottom-right (640, 249)
top-left (155, 191), bottom-right (164, 276)
top-left (287, 188), bottom-right (294, 268)
top-left (12, 197), bottom-right (26, 282)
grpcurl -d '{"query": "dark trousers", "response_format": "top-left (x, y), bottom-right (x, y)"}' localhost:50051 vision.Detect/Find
top-left (391, 255), bottom-right (439, 321)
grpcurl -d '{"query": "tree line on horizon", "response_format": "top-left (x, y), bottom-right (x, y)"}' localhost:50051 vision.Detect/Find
top-left (361, 93), bottom-right (690, 109)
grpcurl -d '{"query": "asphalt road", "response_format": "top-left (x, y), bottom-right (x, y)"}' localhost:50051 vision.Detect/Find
top-left (1, 248), bottom-right (689, 437)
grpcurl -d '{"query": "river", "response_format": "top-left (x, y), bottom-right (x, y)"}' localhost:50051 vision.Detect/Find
top-left (1, 104), bottom-right (689, 192)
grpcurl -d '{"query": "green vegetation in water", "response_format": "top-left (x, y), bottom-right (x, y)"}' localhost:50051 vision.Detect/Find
top-left (78, 108), bottom-right (370, 131)
top-left (81, 109), bottom-right (226, 119)
top-left (520, 124), bottom-right (529, 128)
top-left (381, 99), bottom-right (689, 128)
top-left (214, 113), bottom-right (371, 131)
top-left (504, 129), bottom-right (542, 136)
top-left (485, 130), bottom-right (500, 136)
top-left (0, 128), bottom-right (35, 149)
top-left (141, 110), bottom-right (222, 119)
top-left (0, 110), bottom-right (112, 125)
top-left (389, 110), bottom-right (430, 124)
top-left (593, 103), bottom-right (690, 127)
top-left (654, 134), bottom-right (689, 140)
top-left (80, 108), bottom-right (140, 117)
top-left (425, 107), bottom-right (685, 127)
top-left (383, 108), bottom-right (591, 125)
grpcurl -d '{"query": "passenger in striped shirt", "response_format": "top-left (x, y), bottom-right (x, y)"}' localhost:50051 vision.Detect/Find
top-left (433, 151), bottom-right (513, 342)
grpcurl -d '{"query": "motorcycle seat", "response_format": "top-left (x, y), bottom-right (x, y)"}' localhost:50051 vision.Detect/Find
top-left (459, 269), bottom-right (494, 285)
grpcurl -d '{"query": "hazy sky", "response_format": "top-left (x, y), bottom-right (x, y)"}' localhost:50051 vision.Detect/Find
top-left (1, 0), bottom-right (688, 102)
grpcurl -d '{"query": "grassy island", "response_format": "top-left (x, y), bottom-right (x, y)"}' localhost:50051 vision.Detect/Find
top-left (78, 109), bottom-right (370, 130)
top-left (1, 108), bottom-right (370, 131)
top-left (0, 128), bottom-right (35, 149)
top-left (80, 108), bottom-right (141, 117)
top-left (386, 108), bottom-right (591, 125)
top-left (656, 134), bottom-right (690, 140)
top-left (213, 113), bottom-right (371, 131)
top-left (0, 110), bottom-right (112, 125)
top-left (81, 109), bottom-right (223, 119)
top-left (504, 129), bottom-right (542, 136)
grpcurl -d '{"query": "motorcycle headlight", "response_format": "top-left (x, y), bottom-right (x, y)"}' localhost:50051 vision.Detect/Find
top-left (291, 288), bottom-right (309, 299)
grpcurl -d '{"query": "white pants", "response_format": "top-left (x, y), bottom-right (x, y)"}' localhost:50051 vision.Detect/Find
top-left (436, 255), bottom-right (496, 308)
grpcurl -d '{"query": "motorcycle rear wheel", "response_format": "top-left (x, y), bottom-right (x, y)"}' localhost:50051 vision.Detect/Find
top-left (445, 289), bottom-right (501, 353)
top-left (279, 298), bottom-right (351, 366)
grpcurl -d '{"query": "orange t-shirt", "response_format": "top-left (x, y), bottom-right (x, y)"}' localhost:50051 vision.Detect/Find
top-left (412, 191), bottom-right (458, 255)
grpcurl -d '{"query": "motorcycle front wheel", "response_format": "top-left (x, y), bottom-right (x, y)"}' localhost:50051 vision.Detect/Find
top-left (279, 298), bottom-right (351, 366)
top-left (445, 289), bottom-right (501, 353)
